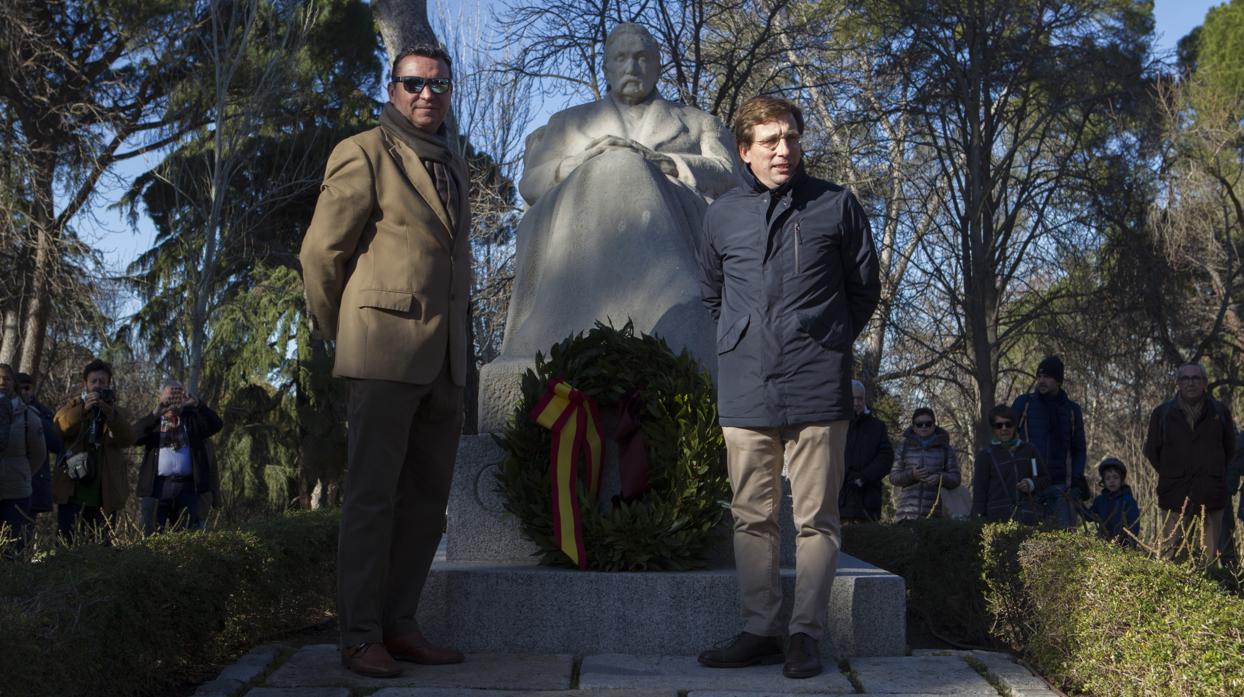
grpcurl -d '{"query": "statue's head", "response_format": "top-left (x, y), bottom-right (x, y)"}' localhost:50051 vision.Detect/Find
top-left (604, 23), bottom-right (660, 105)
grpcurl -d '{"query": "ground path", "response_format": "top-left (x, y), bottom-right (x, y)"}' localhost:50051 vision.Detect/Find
top-left (192, 645), bottom-right (1059, 697)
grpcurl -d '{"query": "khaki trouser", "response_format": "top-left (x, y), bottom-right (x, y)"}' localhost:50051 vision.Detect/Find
top-left (722, 421), bottom-right (848, 641)
top-left (337, 365), bottom-right (463, 650)
top-left (1160, 505), bottom-right (1225, 563)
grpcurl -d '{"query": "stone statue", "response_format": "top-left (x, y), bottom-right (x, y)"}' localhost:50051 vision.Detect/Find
top-left (479, 24), bottom-right (738, 430)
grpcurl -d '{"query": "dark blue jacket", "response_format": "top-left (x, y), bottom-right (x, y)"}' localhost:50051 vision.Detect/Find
top-left (698, 171), bottom-right (880, 427)
top-left (1089, 484), bottom-right (1140, 546)
top-left (27, 399), bottom-right (61, 513)
top-left (1012, 390), bottom-right (1086, 486)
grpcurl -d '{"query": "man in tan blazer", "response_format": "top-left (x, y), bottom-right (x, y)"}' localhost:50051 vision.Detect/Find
top-left (300, 43), bottom-right (470, 679)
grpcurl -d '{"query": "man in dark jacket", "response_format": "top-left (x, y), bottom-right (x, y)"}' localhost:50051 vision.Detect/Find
top-left (17, 373), bottom-right (61, 521)
top-left (841, 380), bottom-right (893, 523)
top-left (1143, 362), bottom-right (1236, 562)
top-left (1011, 355), bottom-right (1086, 528)
top-left (697, 95), bottom-right (880, 680)
top-left (133, 381), bottom-right (223, 533)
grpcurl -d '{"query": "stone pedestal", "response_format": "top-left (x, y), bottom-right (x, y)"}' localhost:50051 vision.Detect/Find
top-left (421, 435), bottom-right (908, 657)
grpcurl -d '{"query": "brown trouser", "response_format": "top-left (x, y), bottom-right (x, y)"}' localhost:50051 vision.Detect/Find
top-left (722, 421), bottom-right (848, 641)
top-left (1160, 505), bottom-right (1225, 563)
top-left (337, 366), bottom-right (462, 650)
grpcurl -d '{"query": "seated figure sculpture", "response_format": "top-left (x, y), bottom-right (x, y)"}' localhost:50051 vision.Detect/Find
top-left (495, 23), bottom-right (738, 385)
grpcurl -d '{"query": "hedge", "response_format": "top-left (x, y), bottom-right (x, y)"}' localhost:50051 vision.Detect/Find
top-left (844, 519), bottom-right (1244, 696)
top-left (1010, 532), bottom-right (1244, 697)
top-left (0, 510), bottom-right (339, 697)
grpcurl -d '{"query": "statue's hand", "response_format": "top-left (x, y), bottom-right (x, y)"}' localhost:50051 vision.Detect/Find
top-left (591, 136), bottom-right (680, 177)
top-left (560, 136), bottom-right (679, 179)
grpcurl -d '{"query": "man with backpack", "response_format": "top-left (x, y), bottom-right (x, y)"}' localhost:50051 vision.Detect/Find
top-left (1011, 355), bottom-right (1087, 528)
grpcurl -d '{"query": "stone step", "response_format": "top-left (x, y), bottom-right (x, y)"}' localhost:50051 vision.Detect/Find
top-left (437, 435), bottom-right (908, 658)
top-left (415, 553), bottom-right (905, 658)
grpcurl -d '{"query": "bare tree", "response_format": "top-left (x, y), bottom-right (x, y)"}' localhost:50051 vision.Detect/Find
top-left (0, 0), bottom-right (196, 375)
top-left (374, 0), bottom-right (435, 68)
top-left (433, 0), bottom-right (532, 432)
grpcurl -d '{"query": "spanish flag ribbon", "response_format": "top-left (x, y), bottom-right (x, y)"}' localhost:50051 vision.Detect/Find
top-left (530, 378), bottom-right (603, 569)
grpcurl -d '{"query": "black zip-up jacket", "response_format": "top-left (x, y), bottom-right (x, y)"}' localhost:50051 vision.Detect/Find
top-left (133, 404), bottom-right (224, 499)
top-left (840, 410), bottom-right (894, 520)
top-left (698, 170), bottom-right (880, 426)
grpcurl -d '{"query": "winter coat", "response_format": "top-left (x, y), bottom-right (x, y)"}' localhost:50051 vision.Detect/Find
top-left (698, 170), bottom-right (881, 427)
top-left (26, 399), bottom-right (60, 513)
top-left (133, 404), bottom-right (224, 500)
top-left (1088, 485), bottom-right (1140, 546)
top-left (840, 411), bottom-right (893, 520)
top-left (0, 397), bottom-right (47, 501)
top-left (889, 426), bottom-right (961, 522)
top-left (1012, 390), bottom-right (1086, 486)
top-left (1142, 396), bottom-right (1235, 512)
top-left (52, 396), bottom-right (135, 514)
top-left (971, 440), bottom-right (1049, 525)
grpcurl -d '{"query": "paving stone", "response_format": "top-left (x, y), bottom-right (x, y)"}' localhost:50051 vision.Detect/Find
top-left (849, 656), bottom-right (997, 695)
top-left (193, 678), bottom-right (245, 697)
top-left (373, 690), bottom-right (677, 697)
top-left (262, 644), bottom-right (573, 690)
top-left (969, 651), bottom-right (1057, 696)
top-left (244, 689), bottom-right (350, 697)
top-left (578, 654), bottom-right (854, 693)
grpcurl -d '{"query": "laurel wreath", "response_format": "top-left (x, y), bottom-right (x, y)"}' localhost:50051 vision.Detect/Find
top-left (495, 321), bottom-right (731, 571)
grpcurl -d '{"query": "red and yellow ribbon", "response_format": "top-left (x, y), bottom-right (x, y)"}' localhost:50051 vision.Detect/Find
top-left (530, 378), bottom-right (603, 569)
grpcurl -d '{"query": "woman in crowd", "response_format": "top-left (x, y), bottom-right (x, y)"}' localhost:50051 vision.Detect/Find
top-left (0, 364), bottom-right (45, 559)
top-left (889, 408), bottom-right (961, 521)
top-left (971, 405), bottom-right (1048, 524)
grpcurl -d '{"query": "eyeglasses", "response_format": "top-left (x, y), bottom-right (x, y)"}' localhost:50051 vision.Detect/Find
top-left (1176, 375), bottom-right (1205, 383)
top-left (992, 421), bottom-right (1013, 430)
top-left (392, 76), bottom-right (452, 95)
top-left (913, 420), bottom-right (935, 428)
top-left (753, 133), bottom-right (801, 152)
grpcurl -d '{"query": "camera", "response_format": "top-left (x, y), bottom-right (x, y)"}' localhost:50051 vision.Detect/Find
top-left (80, 388), bottom-right (116, 404)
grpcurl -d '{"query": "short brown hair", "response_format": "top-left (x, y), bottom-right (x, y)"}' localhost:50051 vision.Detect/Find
top-left (733, 95), bottom-right (804, 147)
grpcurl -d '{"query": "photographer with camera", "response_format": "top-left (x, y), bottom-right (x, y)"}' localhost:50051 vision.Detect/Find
top-left (52, 359), bottom-right (135, 545)
top-left (133, 381), bottom-right (222, 533)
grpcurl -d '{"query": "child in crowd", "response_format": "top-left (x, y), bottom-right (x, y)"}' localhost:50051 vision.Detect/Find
top-left (1088, 457), bottom-right (1140, 547)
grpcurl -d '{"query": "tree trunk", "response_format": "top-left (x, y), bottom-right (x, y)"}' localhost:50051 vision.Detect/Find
top-left (19, 153), bottom-right (57, 376)
top-left (372, 0), bottom-right (433, 69)
top-left (0, 302), bottom-right (20, 366)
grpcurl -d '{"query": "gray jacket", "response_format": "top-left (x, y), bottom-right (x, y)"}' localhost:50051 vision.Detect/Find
top-left (889, 427), bottom-right (961, 522)
top-left (698, 170), bottom-right (880, 426)
top-left (0, 397), bottom-right (46, 501)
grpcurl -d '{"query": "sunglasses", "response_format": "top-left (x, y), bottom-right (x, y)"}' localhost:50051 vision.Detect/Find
top-left (992, 421), bottom-right (1014, 430)
top-left (392, 76), bottom-right (452, 95)
top-left (913, 420), bottom-right (935, 428)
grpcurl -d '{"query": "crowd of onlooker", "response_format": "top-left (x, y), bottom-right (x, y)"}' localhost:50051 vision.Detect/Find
top-left (0, 358), bottom-right (223, 559)
top-left (846, 355), bottom-right (1242, 563)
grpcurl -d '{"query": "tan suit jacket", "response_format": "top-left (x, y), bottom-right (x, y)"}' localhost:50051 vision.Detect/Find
top-left (301, 126), bottom-right (471, 385)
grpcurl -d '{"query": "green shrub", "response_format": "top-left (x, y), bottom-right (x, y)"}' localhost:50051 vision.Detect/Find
top-left (847, 518), bottom-right (1244, 695)
top-left (1013, 532), bottom-right (1244, 697)
top-left (979, 520), bottom-right (1041, 647)
top-left (845, 518), bottom-right (1020, 646)
top-left (0, 510), bottom-right (338, 697)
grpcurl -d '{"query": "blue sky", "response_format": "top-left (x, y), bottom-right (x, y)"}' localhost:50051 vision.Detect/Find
top-left (86, 0), bottom-right (1225, 277)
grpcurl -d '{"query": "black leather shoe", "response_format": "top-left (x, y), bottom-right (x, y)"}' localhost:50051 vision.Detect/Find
top-left (698, 632), bottom-right (784, 668)
top-left (783, 632), bottom-right (822, 678)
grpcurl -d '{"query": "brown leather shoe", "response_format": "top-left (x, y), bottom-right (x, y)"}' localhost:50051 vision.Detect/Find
top-left (384, 630), bottom-right (465, 665)
top-left (341, 642), bottom-right (402, 678)
top-left (783, 632), bottom-right (822, 679)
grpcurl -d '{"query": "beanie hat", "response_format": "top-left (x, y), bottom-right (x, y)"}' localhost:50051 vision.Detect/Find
top-left (1037, 355), bottom-right (1064, 383)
